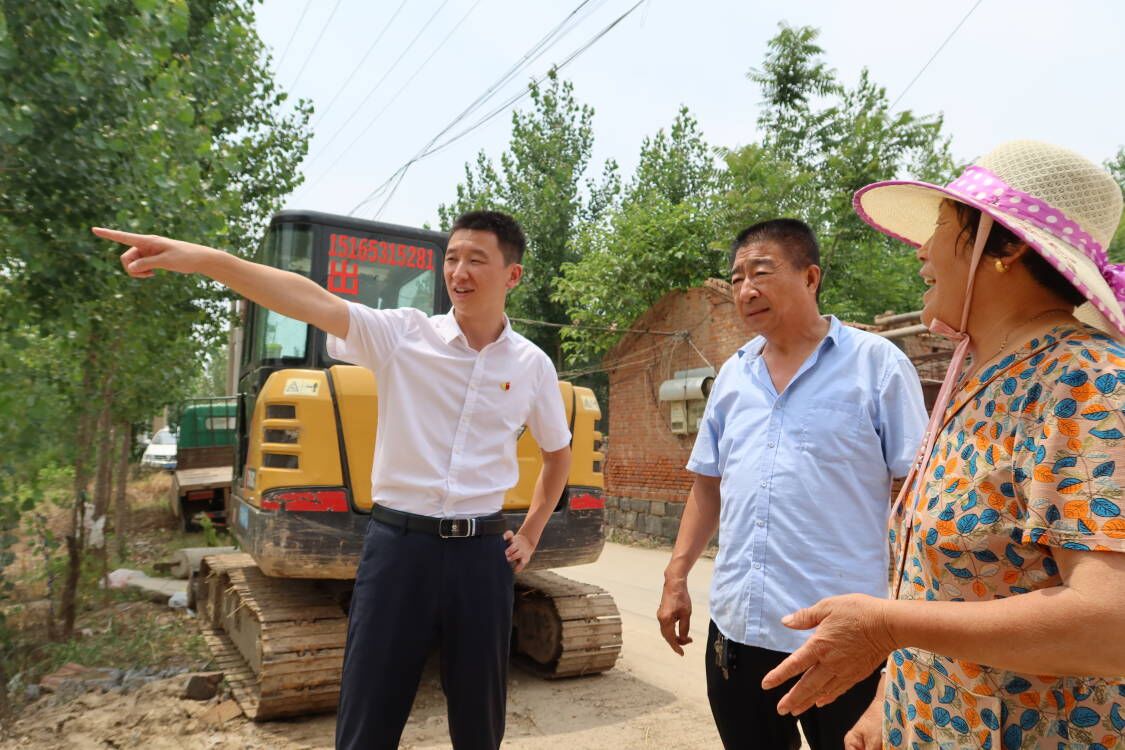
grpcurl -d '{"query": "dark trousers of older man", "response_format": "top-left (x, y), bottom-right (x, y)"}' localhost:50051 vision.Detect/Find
top-left (706, 621), bottom-right (882, 750)
top-left (335, 516), bottom-right (514, 750)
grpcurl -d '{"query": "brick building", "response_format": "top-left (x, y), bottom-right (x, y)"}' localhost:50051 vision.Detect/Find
top-left (602, 281), bottom-right (951, 545)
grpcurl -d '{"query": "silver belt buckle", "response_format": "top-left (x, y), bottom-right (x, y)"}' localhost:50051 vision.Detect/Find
top-left (439, 517), bottom-right (475, 538)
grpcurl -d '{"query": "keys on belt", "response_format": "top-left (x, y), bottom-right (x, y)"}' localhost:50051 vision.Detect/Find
top-left (713, 631), bottom-right (735, 680)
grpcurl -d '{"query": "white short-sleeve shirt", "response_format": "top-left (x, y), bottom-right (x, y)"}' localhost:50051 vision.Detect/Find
top-left (326, 302), bottom-right (571, 518)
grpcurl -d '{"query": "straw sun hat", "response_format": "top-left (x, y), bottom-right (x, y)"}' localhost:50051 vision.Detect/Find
top-left (854, 140), bottom-right (1125, 338)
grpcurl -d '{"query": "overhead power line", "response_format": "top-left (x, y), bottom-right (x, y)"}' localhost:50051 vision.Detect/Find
top-left (311, 0), bottom-right (412, 129)
top-left (890, 0), bottom-right (983, 110)
top-left (558, 352), bottom-right (664, 380)
top-left (304, 0), bottom-right (455, 162)
top-left (287, 0), bottom-right (346, 93)
top-left (352, 0), bottom-right (607, 215)
top-left (297, 0), bottom-right (486, 195)
top-left (360, 0), bottom-right (644, 219)
top-left (510, 316), bottom-right (683, 336)
top-left (302, 0), bottom-right (599, 198)
top-left (274, 0), bottom-right (313, 72)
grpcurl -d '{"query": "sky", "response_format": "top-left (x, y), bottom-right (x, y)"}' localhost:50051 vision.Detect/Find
top-left (254, 0), bottom-right (1125, 230)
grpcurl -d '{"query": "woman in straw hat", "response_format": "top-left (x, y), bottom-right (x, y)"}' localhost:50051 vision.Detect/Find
top-left (758, 141), bottom-right (1125, 749)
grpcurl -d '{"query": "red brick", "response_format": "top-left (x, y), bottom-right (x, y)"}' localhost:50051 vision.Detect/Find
top-left (603, 284), bottom-right (743, 503)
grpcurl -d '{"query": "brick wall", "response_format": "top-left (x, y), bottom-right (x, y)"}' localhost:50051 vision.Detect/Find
top-left (603, 281), bottom-right (740, 544)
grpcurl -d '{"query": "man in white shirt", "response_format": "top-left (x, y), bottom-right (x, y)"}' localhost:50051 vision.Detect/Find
top-left (94, 210), bottom-right (573, 750)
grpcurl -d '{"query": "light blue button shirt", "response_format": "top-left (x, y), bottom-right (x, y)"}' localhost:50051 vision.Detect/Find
top-left (687, 316), bottom-right (926, 654)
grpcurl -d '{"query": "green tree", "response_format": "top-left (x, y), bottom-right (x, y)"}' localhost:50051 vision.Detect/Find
top-left (554, 108), bottom-right (722, 362)
top-left (0, 288), bottom-right (79, 701)
top-left (0, 0), bottom-right (309, 639)
top-left (734, 23), bottom-right (956, 321)
top-left (551, 24), bottom-right (956, 363)
top-left (438, 70), bottom-right (616, 363)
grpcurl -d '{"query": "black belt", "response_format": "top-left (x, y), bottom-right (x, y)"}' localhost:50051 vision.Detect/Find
top-left (370, 503), bottom-right (507, 538)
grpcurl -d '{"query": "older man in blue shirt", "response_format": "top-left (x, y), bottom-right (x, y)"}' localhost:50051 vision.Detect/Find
top-left (657, 218), bottom-right (926, 750)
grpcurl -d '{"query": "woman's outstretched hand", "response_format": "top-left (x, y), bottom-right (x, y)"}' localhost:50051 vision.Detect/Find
top-left (761, 594), bottom-right (897, 716)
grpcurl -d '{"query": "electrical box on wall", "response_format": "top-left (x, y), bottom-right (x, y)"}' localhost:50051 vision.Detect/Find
top-left (658, 367), bottom-right (716, 435)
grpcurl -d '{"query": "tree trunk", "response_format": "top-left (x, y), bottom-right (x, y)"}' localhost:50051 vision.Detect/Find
top-left (61, 364), bottom-right (97, 640)
top-left (92, 401), bottom-right (113, 525)
top-left (91, 394), bottom-right (114, 604)
top-left (60, 495), bottom-right (84, 641)
top-left (114, 421), bottom-right (131, 562)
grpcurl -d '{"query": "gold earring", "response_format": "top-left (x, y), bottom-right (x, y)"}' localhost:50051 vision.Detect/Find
top-left (994, 259), bottom-right (1008, 273)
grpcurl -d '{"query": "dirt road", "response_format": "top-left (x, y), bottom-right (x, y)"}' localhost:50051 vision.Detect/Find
top-left (3, 542), bottom-right (729, 749)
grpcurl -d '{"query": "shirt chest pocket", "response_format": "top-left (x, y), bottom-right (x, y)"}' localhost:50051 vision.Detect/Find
top-left (476, 377), bottom-right (535, 437)
top-left (798, 398), bottom-right (876, 458)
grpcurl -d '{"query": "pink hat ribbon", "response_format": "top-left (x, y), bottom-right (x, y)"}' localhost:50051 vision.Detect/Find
top-left (949, 166), bottom-right (1125, 303)
top-left (1101, 264), bottom-right (1125, 303)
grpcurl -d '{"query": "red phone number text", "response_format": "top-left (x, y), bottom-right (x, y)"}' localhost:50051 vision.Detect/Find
top-left (327, 234), bottom-right (436, 296)
top-left (329, 233), bottom-right (434, 270)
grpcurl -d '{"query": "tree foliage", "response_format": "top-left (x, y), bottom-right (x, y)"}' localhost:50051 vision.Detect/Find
top-left (0, 0), bottom-right (309, 641)
top-left (555, 109), bottom-right (723, 362)
top-left (546, 23), bottom-right (957, 360)
top-left (732, 23), bottom-right (956, 321)
top-left (436, 24), bottom-right (1123, 374)
top-left (438, 70), bottom-right (615, 362)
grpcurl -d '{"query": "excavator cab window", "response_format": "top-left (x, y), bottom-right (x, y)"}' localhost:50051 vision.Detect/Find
top-left (246, 223), bottom-right (315, 367)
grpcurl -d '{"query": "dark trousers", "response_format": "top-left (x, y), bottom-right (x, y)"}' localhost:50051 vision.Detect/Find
top-left (705, 621), bottom-right (882, 750)
top-left (335, 517), bottom-right (514, 750)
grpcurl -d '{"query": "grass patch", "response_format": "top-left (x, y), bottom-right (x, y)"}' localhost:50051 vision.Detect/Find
top-left (4, 595), bottom-right (211, 708)
top-left (34, 599), bottom-right (210, 676)
top-left (2, 468), bottom-right (223, 712)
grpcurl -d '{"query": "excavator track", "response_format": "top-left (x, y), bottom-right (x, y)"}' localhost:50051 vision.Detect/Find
top-left (512, 570), bottom-right (622, 678)
top-left (193, 559), bottom-right (621, 719)
top-left (196, 553), bottom-right (348, 721)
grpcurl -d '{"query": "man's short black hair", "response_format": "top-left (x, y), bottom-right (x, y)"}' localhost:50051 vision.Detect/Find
top-left (729, 218), bottom-right (820, 272)
top-left (450, 210), bottom-right (526, 265)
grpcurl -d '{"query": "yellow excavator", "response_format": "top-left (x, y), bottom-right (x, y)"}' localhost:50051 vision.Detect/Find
top-left (192, 210), bottom-right (621, 721)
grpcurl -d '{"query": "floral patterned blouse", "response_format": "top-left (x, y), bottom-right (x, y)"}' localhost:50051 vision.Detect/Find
top-left (885, 324), bottom-right (1125, 749)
